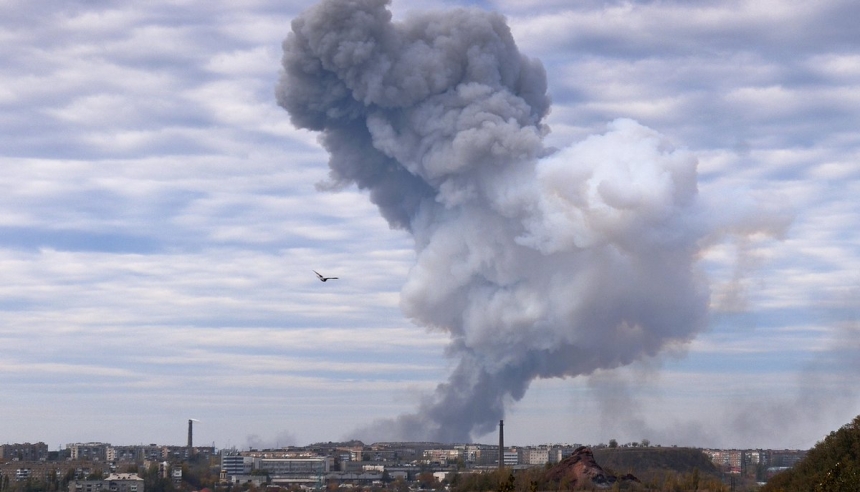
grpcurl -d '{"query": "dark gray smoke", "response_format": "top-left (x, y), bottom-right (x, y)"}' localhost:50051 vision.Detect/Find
top-left (276, 0), bottom-right (786, 443)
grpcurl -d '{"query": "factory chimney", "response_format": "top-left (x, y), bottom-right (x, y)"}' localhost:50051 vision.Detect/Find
top-left (187, 419), bottom-right (193, 458)
top-left (498, 419), bottom-right (504, 470)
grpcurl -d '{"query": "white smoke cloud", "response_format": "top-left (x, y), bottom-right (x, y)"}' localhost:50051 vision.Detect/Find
top-left (276, 0), bottom-right (788, 443)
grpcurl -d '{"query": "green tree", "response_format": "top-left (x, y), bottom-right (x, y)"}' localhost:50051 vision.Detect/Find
top-left (763, 414), bottom-right (860, 492)
top-left (140, 463), bottom-right (175, 492)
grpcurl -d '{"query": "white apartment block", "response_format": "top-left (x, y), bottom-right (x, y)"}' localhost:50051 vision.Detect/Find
top-left (522, 448), bottom-right (550, 466)
top-left (422, 449), bottom-right (462, 464)
top-left (69, 443), bottom-right (110, 462)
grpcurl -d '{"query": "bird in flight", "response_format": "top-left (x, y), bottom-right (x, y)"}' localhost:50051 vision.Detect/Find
top-left (314, 270), bottom-right (338, 282)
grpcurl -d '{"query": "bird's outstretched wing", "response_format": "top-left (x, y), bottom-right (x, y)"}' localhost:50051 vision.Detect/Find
top-left (313, 270), bottom-right (338, 281)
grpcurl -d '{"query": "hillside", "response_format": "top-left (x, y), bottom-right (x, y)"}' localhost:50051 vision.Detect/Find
top-left (453, 447), bottom-right (730, 491)
top-left (761, 414), bottom-right (860, 491)
top-left (594, 446), bottom-right (720, 476)
top-left (544, 446), bottom-right (640, 488)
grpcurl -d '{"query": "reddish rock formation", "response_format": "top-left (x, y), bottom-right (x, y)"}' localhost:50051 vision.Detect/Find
top-left (545, 446), bottom-right (639, 489)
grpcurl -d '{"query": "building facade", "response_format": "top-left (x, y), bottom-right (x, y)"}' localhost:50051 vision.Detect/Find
top-left (257, 457), bottom-right (332, 486)
top-left (522, 448), bottom-right (550, 466)
top-left (422, 449), bottom-right (462, 465)
top-left (68, 443), bottom-right (110, 462)
top-left (68, 473), bottom-right (143, 492)
top-left (0, 443), bottom-right (49, 462)
top-left (219, 454), bottom-right (253, 480)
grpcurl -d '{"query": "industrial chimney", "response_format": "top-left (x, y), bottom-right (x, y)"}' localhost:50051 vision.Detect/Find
top-left (498, 419), bottom-right (504, 470)
top-left (187, 419), bottom-right (193, 458)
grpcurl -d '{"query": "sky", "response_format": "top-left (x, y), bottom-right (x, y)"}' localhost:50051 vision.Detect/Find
top-left (0, 0), bottom-right (858, 452)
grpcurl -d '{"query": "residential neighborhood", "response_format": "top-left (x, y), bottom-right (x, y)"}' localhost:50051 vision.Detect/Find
top-left (0, 439), bottom-right (806, 492)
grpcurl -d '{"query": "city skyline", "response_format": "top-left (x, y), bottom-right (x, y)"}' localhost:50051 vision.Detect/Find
top-left (1, 0), bottom-right (858, 451)
top-left (0, 438), bottom-right (809, 456)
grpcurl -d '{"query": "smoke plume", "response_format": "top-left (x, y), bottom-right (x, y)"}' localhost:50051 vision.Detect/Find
top-left (276, 0), bottom-right (784, 442)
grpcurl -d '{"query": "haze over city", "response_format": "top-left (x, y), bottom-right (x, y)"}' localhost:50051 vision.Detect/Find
top-left (1, 0), bottom-right (858, 453)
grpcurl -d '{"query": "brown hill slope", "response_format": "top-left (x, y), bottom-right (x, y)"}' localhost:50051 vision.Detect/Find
top-left (545, 446), bottom-right (640, 489)
top-left (593, 446), bottom-right (720, 476)
top-left (453, 446), bottom-right (730, 491)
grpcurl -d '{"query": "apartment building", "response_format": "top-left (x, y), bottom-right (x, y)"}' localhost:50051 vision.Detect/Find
top-left (69, 443), bottom-right (110, 462)
top-left (68, 473), bottom-right (143, 492)
top-left (704, 448), bottom-right (781, 475)
top-left (422, 449), bottom-right (462, 465)
top-left (0, 442), bottom-right (49, 462)
top-left (457, 444), bottom-right (499, 466)
top-left (769, 450), bottom-right (806, 468)
top-left (522, 448), bottom-right (550, 466)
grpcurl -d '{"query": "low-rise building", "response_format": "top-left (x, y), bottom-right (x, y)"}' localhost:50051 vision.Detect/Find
top-left (220, 454), bottom-right (253, 480)
top-left (257, 457), bottom-right (332, 486)
top-left (68, 473), bottom-right (143, 492)
top-left (422, 449), bottom-right (461, 465)
top-left (171, 467), bottom-right (182, 484)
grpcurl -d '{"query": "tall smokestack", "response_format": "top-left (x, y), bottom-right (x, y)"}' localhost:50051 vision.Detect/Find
top-left (187, 419), bottom-right (193, 456)
top-left (498, 420), bottom-right (504, 471)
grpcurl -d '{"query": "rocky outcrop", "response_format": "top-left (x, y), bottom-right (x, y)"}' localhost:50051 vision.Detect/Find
top-left (545, 446), bottom-right (639, 489)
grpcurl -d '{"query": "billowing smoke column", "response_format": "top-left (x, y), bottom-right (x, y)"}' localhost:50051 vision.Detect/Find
top-left (277, 0), bottom-right (774, 442)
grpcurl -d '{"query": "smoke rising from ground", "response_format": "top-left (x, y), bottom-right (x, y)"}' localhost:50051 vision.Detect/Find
top-left (277, 0), bottom-right (787, 443)
top-left (246, 430), bottom-right (299, 450)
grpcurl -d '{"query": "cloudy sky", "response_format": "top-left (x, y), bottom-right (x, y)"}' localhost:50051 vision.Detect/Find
top-left (1, 0), bottom-right (858, 452)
